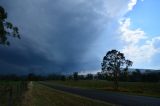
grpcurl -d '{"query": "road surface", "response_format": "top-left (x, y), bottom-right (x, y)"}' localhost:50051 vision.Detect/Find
top-left (39, 82), bottom-right (160, 106)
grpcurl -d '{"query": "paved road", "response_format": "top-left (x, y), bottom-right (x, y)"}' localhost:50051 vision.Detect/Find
top-left (39, 82), bottom-right (160, 106)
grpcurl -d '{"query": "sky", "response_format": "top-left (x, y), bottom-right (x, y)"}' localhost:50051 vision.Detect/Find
top-left (0, 0), bottom-right (160, 75)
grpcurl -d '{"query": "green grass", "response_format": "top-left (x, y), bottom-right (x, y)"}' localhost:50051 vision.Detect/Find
top-left (46, 80), bottom-right (160, 98)
top-left (29, 82), bottom-right (113, 106)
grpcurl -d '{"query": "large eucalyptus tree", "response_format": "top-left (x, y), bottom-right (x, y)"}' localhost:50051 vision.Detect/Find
top-left (101, 49), bottom-right (132, 90)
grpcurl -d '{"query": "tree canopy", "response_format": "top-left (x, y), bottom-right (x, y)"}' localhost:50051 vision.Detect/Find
top-left (101, 49), bottom-right (133, 89)
top-left (0, 6), bottom-right (20, 46)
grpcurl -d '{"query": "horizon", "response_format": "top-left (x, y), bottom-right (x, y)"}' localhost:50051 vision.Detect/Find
top-left (0, 67), bottom-right (159, 76)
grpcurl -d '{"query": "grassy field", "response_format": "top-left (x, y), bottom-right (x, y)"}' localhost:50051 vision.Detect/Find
top-left (1, 80), bottom-right (159, 106)
top-left (0, 81), bottom-right (28, 106)
top-left (46, 80), bottom-right (160, 98)
top-left (23, 82), bottom-right (113, 106)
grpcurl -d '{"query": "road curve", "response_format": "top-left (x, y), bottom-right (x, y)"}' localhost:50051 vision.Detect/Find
top-left (39, 82), bottom-right (160, 106)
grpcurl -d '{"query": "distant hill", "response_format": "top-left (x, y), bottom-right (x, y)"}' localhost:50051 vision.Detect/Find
top-left (128, 68), bottom-right (160, 73)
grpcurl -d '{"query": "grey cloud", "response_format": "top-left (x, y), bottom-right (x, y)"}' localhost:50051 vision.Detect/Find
top-left (0, 0), bottom-right (129, 74)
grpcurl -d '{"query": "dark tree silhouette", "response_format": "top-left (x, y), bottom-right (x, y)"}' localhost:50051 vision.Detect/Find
top-left (73, 72), bottom-right (78, 80)
top-left (101, 49), bottom-right (132, 90)
top-left (0, 6), bottom-right (20, 45)
top-left (95, 72), bottom-right (104, 80)
top-left (130, 69), bottom-right (142, 81)
top-left (86, 73), bottom-right (93, 80)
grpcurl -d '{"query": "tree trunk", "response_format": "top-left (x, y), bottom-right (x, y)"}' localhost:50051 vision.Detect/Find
top-left (114, 69), bottom-right (119, 90)
top-left (114, 77), bottom-right (118, 90)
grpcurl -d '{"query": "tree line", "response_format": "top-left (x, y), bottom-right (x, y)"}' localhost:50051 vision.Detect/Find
top-left (0, 70), bottom-right (159, 82)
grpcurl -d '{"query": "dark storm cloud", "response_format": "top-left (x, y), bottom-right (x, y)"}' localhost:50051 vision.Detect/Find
top-left (0, 0), bottom-right (128, 74)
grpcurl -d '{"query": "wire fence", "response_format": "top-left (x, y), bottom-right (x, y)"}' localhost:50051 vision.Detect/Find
top-left (0, 81), bottom-right (28, 106)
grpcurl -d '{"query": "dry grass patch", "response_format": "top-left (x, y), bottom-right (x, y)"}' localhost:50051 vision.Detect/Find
top-left (28, 82), bottom-right (114, 106)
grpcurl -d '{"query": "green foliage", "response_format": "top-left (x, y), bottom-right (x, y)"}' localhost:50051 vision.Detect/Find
top-left (0, 6), bottom-right (20, 46)
top-left (101, 49), bottom-right (133, 90)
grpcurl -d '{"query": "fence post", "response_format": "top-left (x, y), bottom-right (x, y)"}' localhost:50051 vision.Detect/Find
top-left (8, 87), bottom-right (13, 106)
